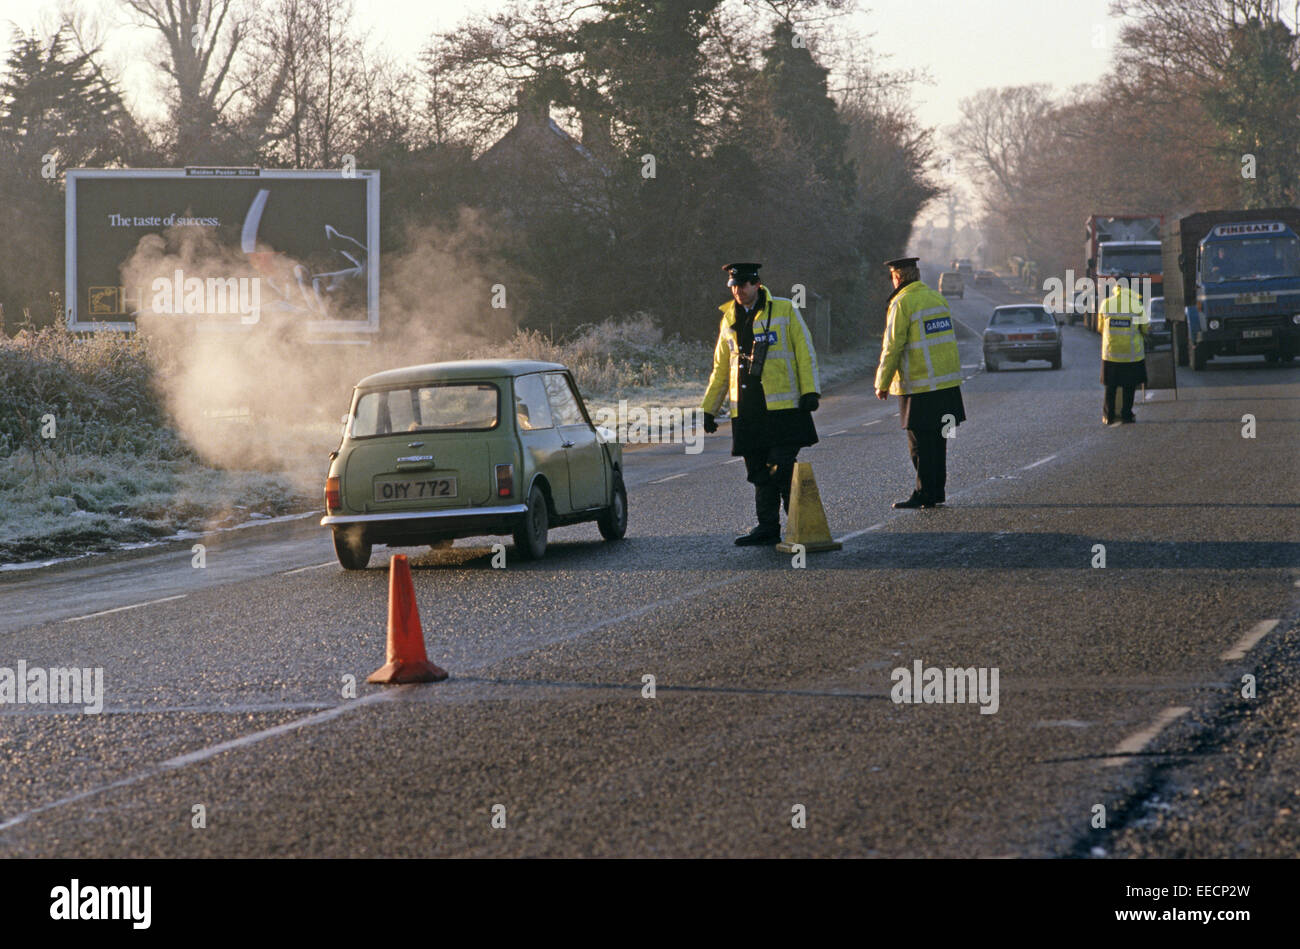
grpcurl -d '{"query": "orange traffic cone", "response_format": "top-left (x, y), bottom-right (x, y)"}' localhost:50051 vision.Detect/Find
top-left (367, 554), bottom-right (448, 684)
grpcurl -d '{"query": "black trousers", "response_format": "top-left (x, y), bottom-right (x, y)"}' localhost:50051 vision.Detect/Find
top-left (1103, 383), bottom-right (1137, 421)
top-left (906, 429), bottom-right (947, 501)
top-left (742, 445), bottom-right (800, 529)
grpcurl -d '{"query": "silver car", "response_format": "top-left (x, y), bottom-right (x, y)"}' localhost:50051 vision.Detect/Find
top-left (983, 305), bottom-right (1062, 371)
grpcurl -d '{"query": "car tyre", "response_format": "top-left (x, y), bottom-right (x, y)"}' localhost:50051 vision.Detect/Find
top-left (597, 472), bottom-right (628, 541)
top-left (512, 483), bottom-right (549, 560)
top-left (1191, 341), bottom-right (1207, 371)
top-left (333, 529), bottom-right (372, 570)
top-left (1050, 352), bottom-right (1062, 370)
top-left (985, 355), bottom-right (999, 372)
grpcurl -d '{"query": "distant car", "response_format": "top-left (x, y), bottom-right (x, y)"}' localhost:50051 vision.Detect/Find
top-left (321, 360), bottom-right (627, 569)
top-left (983, 305), bottom-right (1062, 371)
top-left (974, 269), bottom-right (995, 286)
top-left (1145, 296), bottom-right (1171, 349)
top-left (938, 271), bottom-right (964, 299)
top-left (955, 258), bottom-right (974, 273)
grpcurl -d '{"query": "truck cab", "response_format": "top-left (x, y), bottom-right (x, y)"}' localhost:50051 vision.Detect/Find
top-left (1189, 220), bottom-right (1300, 369)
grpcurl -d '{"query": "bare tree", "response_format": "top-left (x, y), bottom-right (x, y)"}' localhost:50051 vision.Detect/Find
top-left (121, 0), bottom-right (289, 162)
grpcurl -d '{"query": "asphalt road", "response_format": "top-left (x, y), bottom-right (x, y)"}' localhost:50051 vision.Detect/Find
top-left (1, 282), bottom-right (1297, 857)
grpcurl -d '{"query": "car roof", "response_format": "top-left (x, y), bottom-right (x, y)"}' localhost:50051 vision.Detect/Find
top-left (356, 359), bottom-right (568, 389)
top-left (992, 304), bottom-right (1046, 311)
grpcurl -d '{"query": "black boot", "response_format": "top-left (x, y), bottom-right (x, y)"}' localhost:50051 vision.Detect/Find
top-left (736, 480), bottom-right (782, 545)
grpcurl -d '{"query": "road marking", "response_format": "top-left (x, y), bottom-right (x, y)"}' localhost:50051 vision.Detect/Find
top-left (863, 419), bottom-right (881, 426)
top-left (650, 472), bottom-right (689, 484)
top-left (723, 457), bottom-right (745, 465)
top-left (828, 429), bottom-right (847, 436)
top-left (960, 363), bottom-right (978, 369)
top-left (1220, 619), bottom-right (1279, 661)
top-left (835, 521), bottom-right (887, 543)
top-left (63, 594), bottom-right (188, 623)
top-left (1101, 706), bottom-right (1191, 767)
top-left (0, 691), bottom-right (396, 832)
top-left (281, 562), bottom-right (336, 575)
top-left (1021, 454), bottom-right (1057, 470)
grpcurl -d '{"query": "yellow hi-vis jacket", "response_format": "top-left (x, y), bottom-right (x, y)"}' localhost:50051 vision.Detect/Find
top-left (874, 281), bottom-right (962, 395)
top-left (1099, 286), bottom-right (1149, 362)
top-left (701, 292), bottom-right (820, 416)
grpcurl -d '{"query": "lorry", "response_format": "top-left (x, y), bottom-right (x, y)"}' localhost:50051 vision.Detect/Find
top-left (1162, 208), bottom-right (1300, 370)
top-left (1081, 215), bottom-right (1163, 331)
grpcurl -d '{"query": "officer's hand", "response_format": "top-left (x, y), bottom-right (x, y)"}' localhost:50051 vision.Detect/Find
top-left (799, 393), bottom-right (820, 413)
top-left (875, 388), bottom-right (889, 401)
top-left (702, 412), bottom-right (718, 434)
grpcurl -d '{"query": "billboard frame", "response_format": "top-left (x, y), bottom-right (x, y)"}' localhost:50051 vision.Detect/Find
top-left (65, 167), bottom-right (380, 335)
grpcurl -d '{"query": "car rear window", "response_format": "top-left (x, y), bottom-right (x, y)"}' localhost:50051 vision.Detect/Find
top-left (991, 308), bottom-right (1052, 326)
top-left (351, 383), bottom-right (499, 436)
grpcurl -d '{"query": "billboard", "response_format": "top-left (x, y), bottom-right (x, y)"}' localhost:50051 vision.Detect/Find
top-left (65, 168), bottom-right (379, 336)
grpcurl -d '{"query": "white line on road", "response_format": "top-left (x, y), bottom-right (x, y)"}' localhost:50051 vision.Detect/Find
top-left (960, 363), bottom-right (978, 368)
top-left (835, 521), bottom-right (887, 544)
top-left (1220, 619), bottom-right (1280, 661)
top-left (1021, 454), bottom-right (1057, 470)
top-left (650, 472), bottom-right (689, 484)
top-left (281, 562), bottom-right (336, 576)
top-left (0, 691), bottom-right (396, 832)
top-left (63, 594), bottom-right (188, 623)
top-left (863, 419), bottom-right (881, 426)
top-left (723, 457), bottom-right (745, 465)
top-left (1101, 706), bottom-right (1191, 767)
top-left (828, 429), bottom-right (847, 436)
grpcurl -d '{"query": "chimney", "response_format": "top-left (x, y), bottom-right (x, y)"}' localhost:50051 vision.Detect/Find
top-left (580, 109), bottom-right (612, 156)
top-left (515, 87), bottom-right (550, 127)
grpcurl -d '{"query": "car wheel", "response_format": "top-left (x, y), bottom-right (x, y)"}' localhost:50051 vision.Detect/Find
top-left (512, 483), bottom-right (549, 560)
top-left (985, 355), bottom-right (999, 372)
top-left (332, 528), bottom-right (372, 570)
top-left (1191, 342), bottom-right (1207, 371)
top-left (597, 472), bottom-right (628, 541)
top-left (429, 538), bottom-right (454, 551)
top-left (1051, 352), bottom-right (1062, 370)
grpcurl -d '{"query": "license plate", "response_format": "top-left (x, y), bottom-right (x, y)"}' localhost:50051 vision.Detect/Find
top-left (1008, 334), bottom-right (1032, 341)
top-left (1242, 329), bottom-right (1273, 339)
top-left (374, 477), bottom-right (457, 502)
top-left (1235, 293), bottom-right (1276, 305)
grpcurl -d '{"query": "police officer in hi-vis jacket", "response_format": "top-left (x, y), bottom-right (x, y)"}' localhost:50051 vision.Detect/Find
top-left (701, 262), bottom-right (822, 545)
top-left (875, 256), bottom-right (966, 508)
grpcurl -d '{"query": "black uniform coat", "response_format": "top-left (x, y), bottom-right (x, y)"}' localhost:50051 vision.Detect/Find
top-left (728, 288), bottom-right (819, 455)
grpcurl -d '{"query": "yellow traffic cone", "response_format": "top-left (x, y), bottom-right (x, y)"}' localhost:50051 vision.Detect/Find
top-left (776, 462), bottom-right (842, 553)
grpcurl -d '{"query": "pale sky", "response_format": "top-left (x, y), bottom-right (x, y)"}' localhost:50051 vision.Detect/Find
top-left (2, 0), bottom-right (1124, 218)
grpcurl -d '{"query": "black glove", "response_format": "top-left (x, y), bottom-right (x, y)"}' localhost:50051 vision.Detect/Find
top-left (799, 393), bottom-right (820, 412)
top-left (702, 412), bottom-right (718, 434)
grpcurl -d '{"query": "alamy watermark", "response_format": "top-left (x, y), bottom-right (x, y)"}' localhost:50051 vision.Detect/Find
top-left (149, 268), bottom-right (261, 324)
top-left (1041, 272), bottom-right (1154, 315)
top-left (0, 661), bottom-right (104, 714)
top-left (890, 659), bottom-right (999, 714)
top-left (590, 401), bottom-right (705, 454)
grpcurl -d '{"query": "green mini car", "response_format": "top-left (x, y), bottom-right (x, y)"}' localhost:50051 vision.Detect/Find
top-left (321, 360), bottom-right (627, 569)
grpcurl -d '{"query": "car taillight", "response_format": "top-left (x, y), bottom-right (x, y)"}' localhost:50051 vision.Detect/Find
top-left (495, 464), bottom-right (514, 498)
top-left (986, 332), bottom-right (1004, 342)
top-left (1036, 331), bottom-right (1055, 340)
top-left (325, 476), bottom-right (341, 512)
